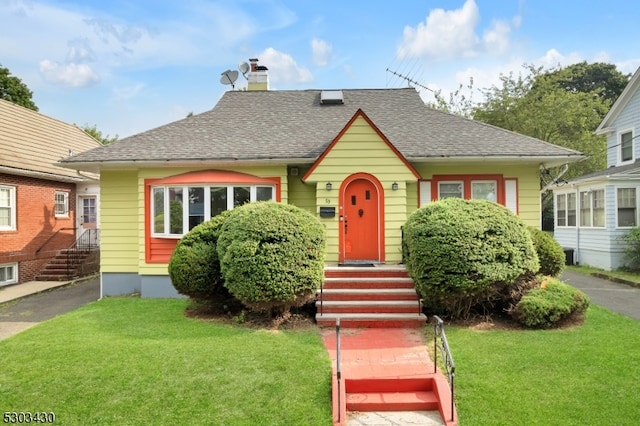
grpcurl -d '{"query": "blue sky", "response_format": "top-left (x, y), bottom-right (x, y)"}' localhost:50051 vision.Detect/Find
top-left (2, 0), bottom-right (640, 139)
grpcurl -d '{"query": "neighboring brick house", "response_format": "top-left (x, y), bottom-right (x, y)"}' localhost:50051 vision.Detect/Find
top-left (0, 99), bottom-right (101, 286)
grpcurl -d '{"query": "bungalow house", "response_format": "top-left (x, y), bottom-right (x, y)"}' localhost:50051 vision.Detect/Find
top-left (552, 66), bottom-right (640, 270)
top-left (0, 99), bottom-right (101, 286)
top-left (59, 59), bottom-right (582, 298)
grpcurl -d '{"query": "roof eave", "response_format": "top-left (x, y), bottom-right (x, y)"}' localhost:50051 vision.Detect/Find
top-left (0, 165), bottom-right (90, 183)
top-left (58, 157), bottom-right (317, 173)
top-left (406, 154), bottom-right (585, 168)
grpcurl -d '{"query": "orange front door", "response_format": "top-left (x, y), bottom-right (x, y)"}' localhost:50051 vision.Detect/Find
top-left (342, 178), bottom-right (380, 262)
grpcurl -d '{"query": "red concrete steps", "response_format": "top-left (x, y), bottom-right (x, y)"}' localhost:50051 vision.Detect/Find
top-left (345, 377), bottom-right (438, 411)
top-left (316, 266), bottom-right (427, 328)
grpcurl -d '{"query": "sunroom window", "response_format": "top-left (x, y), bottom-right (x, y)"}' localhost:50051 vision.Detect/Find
top-left (152, 184), bottom-right (274, 237)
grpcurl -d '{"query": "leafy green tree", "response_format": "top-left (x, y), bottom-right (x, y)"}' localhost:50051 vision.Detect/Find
top-left (536, 61), bottom-right (631, 107)
top-left (83, 124), bottom-right (118, 145)
top-left (0, 65), bottom-right (38, 111)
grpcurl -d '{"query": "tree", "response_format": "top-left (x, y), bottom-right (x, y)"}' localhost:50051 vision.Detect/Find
top-left (83, 124), bottom-right (118, 145)
top-left (536, 61), bottom-right (631, 108)
top-left (473, 64), bottom-right (612, 182)
top-left (427, 77), bottom-right (476, 118)
top-left (0, 65), bottom-right (38, 111)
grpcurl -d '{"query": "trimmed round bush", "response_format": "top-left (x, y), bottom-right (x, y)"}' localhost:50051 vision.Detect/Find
top-left (403, 198), bottom-right (539, 318)
top-left (217, 202), bottom-right (326, 313)
top-left (168, 210), bottom-right (232, 300)
top-left (510, 278), bottom-right (590, 328)
top-left (528, 227), bottom-right (565, 277)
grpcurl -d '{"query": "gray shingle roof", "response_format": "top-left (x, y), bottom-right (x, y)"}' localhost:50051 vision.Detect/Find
top-left (60, 88), bottom-right (582, 168)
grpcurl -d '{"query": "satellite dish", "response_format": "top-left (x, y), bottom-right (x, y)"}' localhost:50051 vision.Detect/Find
top-left (238, 61), bottom-right (250, 77)
top-left (220, 69), bottom-right (239, 89)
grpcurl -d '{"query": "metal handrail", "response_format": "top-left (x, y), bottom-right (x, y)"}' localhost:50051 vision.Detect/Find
top-left (336, 318), bottom-right (341, 423)
top-left (433, 315), bottom-right (456, 422)
top-left (65, 229), bottom-right (100, 278)
top-left (35, 227), bottom-right (75, 254)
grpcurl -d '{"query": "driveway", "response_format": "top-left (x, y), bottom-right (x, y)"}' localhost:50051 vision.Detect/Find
top-left (560, 270), bottom-right (640, 321)
top-left (0, 278), bottom-right (100, 340)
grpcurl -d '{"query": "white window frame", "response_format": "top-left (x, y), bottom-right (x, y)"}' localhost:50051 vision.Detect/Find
top-left (0, 185), bottom-right (16, 231)
top-left (438, 181), bottom-right (464, 199)
top-left (152, 184), bottom-right (275, 238)
top-left (616, 187), bottom-right (637, 228)
top-left (471, 180), bottom-right (497, 202)
top-left (0, 263), bottom-right (18, 286)
top-left (556, 192), bottom-right (577, 227)
top-left (619, 129), bottom-right (634, 165)
top-left (579, 189), bottom-right (605, 228)
top-left (54, 191), bottom-right (69, 218)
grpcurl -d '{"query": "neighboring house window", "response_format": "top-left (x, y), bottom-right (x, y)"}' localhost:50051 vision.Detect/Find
top-left (438, 182), bottom-right (463, 199)
top-left (579, 191), bottom-right (591, 227)
top-left (54, 191), bottom-right (69, 217)
top-left (580, 189), bottom-right (605, 227)
top-left (617, 188), bottom-right (637, 227)
top-left (0, 185), bottom-right (16, 231)
top-left (620, 131), bottom-right (634, 163)
top-left (152, 184), bottom-right (274, 237)
top-left (0, 263), bottom-right (18, 286)
top-left (556, 193), bottom-right (576, 227)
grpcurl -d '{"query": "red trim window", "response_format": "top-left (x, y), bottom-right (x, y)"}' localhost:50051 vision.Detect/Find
top-left (431, 175), bottom-right (505, 205)
top-left (145, 170), bottom-right (281, 263)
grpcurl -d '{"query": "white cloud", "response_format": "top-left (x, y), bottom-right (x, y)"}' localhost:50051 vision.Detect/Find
top-left (538, 49), bottom-right (583, 69)
top-left (311, 38), bottom-right (332, 67)
top-left (39, 60), bottom-right (100, 87)
top-left (397, 0), bottom-right (518, 60)
top-left (259, 47), bottom-right (313, 85)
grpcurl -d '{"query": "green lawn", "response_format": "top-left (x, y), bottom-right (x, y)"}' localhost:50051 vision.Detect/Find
top-left (0, 298), bottom-right (332, 426)
top-left (3, 282), bottom-right (640, 425)
top-left (441, 305), bottom-right (640, 425)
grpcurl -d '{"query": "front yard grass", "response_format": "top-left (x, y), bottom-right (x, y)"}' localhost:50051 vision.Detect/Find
top-left (0, 298), bottom-right (332, 426)
top-left (443, 305), bottom-right (640, 425)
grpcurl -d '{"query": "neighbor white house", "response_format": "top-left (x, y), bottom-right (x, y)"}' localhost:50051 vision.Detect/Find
top-left (553, 66), bottom-right (640, 270)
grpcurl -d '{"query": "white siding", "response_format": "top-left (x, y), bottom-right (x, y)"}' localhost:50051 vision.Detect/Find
top-left (607, 89), bottom-right (640, 167)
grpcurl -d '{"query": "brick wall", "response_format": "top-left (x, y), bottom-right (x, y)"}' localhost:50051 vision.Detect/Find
top-left (0, 173), bottom-right (77, 283)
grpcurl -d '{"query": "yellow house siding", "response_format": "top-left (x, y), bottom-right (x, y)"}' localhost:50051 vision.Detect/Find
top-left (412, 163), bottom-right (542, 228)
top-left (287, 166), bottom-right (316, 215)
top-left (100, 170), bottom-right (139, 273)
top-left (304, 116), bottom-right (418, 263)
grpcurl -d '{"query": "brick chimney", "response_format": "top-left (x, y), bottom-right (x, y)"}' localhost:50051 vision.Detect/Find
top-left (247, 58), bottom-right (269, 91)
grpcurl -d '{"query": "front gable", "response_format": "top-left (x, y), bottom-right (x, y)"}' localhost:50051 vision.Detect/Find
top-left (302, 109), bottom-right (420, 183)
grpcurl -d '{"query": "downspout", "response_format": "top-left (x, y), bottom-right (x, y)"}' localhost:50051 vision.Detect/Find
top-left (575, 186), bottom-right (580, 266)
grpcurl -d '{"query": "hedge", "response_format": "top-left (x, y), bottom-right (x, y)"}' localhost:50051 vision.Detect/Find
top-left (217, 202), bottom-right (326, 313)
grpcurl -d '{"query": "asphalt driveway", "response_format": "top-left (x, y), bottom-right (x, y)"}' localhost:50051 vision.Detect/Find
top-left (560, 270), bottom-right (640, 321)
top-left (0, 278), bottom-right (100, 340)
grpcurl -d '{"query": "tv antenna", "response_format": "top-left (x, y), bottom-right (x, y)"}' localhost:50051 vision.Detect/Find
top-left (386, 68), bottom-right (434, 93)
top-left (220, 69), bottom-right (239, 89)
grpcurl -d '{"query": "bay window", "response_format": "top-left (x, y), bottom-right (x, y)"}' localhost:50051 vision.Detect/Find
top-left (152, 184), bottom-right (274, 237)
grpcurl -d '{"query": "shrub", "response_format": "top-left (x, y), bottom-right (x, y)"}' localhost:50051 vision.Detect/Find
top-left (528, 227), bottom-right (565, 277)
top-left (168, 211), bottom-right (232, 301)
top-left (621, 227), bottom-right (640, 270)
top-left (510, 278), bottom-right (590, 328)
top-left (217, 202), bottom-right (326, 314)
top-left (403, 198), bottom-right (539, 318)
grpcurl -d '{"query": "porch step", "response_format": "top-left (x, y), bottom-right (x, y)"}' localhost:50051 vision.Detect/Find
top-left (346, 377), bottom-right (439, 412)
top-left (316, 313), bottom-right (426, 328)
top-left (323, 277), bottom-right (415, 289)
top-left (319, 288), bottom-right (419, 301)
top-left (316, 266), bottom-right (426, 328)
top-left (317, 300), bottom-right (421, 314)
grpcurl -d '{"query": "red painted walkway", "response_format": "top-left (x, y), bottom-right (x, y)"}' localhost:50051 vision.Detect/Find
top-left (321, 327), bottom-right (457, 426)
